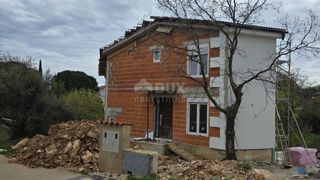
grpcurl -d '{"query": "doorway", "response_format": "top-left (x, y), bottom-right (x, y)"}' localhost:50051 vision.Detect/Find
top-left (154, 97), bottom-right (173, 139)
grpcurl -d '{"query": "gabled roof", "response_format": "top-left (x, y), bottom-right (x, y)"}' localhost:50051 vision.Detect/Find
top-left (101, 16), bottom-right (286, 55)
top-left (151, 16), bottom-right (286, 32)
top-left (98, 16), bottom-right (287, 75)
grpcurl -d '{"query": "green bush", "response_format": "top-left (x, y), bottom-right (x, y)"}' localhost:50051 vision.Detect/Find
top-left (63, 89), bottom-right (104, 120)
top-left (291, 132), bottom-right (320, 150)
top-left (0, 127), bottom-right (18, 157)
top-left (25, 96), bottom-right (74, 135)
top-left (0, 57), bottom-right (74, 137)
top-left (237, 161), bottom-right (252, 172)
top-left (299, 100), bottom-right (320, 134)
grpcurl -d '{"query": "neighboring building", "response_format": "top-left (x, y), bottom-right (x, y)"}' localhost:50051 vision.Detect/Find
top-left (98, 85), bottom-right (106, 104)
top-left (98, 85), bottom-right (106, 116)
top-left (312, 92), bottom-right (320, 100)
top-left (98, 16), bottom-right (286, 160)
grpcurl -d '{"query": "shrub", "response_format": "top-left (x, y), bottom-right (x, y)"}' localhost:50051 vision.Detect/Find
top-left (0, 57), bottom-right (74, 137)
top-left (291, 132), bottom-right (320, 150)
top-left (63, 89), bottom-right (104, 120)
top-left (237, 161), bottom-right (252, 172)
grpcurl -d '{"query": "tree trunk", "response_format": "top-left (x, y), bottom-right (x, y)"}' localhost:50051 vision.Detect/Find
top-left (225, 113), bottom-right (237, 160)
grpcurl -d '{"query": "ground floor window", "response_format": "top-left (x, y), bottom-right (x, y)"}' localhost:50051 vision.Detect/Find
top-left (187, 102), bottom-right (208, 135)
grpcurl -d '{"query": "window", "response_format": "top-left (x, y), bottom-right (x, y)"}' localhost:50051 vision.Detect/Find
top-left (108, 116), bottom-right (116, 122)
top-left (152, 49), bottom-right (161, 63)
top-left (187, 103), bottom-right (208, 135)
top-left (188, 44), bottom-right (208, 76)
top-left (189, 104), bottom-right (197, 133)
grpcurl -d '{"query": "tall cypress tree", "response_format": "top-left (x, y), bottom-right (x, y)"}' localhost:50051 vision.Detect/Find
top-left (38, 60), bottom-right (42, 76)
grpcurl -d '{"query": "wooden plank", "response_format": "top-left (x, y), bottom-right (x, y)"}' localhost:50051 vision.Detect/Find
top-left (167, 143), bottom-right (197, 162)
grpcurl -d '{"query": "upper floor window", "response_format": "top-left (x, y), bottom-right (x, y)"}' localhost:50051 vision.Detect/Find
top-left (188, 44), bottom-right (209, 76)
top-left (152, 49), bottom-right (161, 63)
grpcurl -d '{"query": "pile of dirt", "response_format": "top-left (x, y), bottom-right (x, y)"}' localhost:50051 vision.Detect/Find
top-left (158, 159), bottom-right (262, 180)
top-left (11, 120), bottom-right (99, 172)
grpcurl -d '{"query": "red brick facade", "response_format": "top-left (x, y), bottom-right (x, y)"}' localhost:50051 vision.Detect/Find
top-left (106, 30), bottom-right (221, 147)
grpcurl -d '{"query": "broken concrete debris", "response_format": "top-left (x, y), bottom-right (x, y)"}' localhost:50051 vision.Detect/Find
top-left (253, 169), bottom-right (276, 180)
top-left (12, 137), bottom-right (29, 150)
top-left (157, 159), bottom-right (259, 180)
top-left (157, 153), bottom-right (276, 179)
top-left (11, 120), bottom-right (100, 172)
top-left (10, 120), bottom-right (275, 179)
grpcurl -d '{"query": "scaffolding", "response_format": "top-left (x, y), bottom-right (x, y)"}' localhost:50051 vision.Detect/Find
top-left (275, 42), bottom-right (318, 168)
top-left (275, 41), bottom-right (293, 167)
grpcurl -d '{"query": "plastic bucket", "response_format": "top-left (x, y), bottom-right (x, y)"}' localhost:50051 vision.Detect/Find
top-left (297, 167), bottom-right (307, 175)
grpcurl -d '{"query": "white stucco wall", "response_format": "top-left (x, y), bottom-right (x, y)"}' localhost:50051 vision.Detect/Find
top-left (232, 34), bottom-right (276, 149)
top-left (209, 32), bottom-right (277, 150)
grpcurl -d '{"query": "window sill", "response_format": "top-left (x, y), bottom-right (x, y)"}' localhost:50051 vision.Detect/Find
top-left (187, 132), bottom-right (208, 137)
top-left (188, 74), bottom-right (209, 78)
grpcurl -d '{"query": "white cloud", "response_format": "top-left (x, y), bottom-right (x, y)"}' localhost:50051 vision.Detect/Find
top-left (294, 57), bottom-right (320, 85)
top-left (0, 0), bottom-right (319, 86)
top-left (0, 0), bottom-right (162, 85)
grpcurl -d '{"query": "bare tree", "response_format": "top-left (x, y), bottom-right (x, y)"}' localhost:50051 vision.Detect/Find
top-left (156, 0), bottom-right (320, 160)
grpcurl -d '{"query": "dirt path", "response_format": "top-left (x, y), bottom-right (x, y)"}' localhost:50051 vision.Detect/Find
top-left (0, 156), bottom-right (84, 180)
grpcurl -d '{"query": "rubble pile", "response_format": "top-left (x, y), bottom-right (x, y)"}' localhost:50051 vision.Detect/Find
top-left (10, 120), bottom-right (275, 179)
top-left (158, 159), bottom-right (258, 180)
top-left (11, 120), bottom-right (99, 172)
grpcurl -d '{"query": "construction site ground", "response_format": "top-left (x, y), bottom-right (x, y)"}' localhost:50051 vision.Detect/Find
top-left (2, 154), bottom-right (320, 180)
top-left (5, 120), bottom-right (320, 180)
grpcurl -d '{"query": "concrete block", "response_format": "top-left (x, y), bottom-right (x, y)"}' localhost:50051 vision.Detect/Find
top-left (123, 149), bottom-right (158, 176)
top-left (210, 116), bottom-right (225, 127)
top-left (210, 76), bottom-right (223, 88)
top-left (132, 141), bottom-right (167, 155)
top-left (210, 35), bottom-right (226, 48)
top-left (209, 136), bottom-right (225, 150)
top-left (99, 124), bottom-right (131, 173)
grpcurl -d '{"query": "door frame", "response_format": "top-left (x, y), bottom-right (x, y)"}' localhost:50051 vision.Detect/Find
top-left (153, 96), bottom-right (173, 139)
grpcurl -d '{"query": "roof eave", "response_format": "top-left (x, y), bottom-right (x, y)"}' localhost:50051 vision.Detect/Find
top-left (227, 27), bottom-right (286, 39)
top-left (101, 22), bottom-right (159, 58)
top-left (100, 22), bottom-right (226, 59)
top-left (100, 20), bottom-right (287, 59)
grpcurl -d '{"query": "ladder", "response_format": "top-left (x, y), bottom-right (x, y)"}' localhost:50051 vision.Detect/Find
top-left (275, 41), bottom-right (317, 168)
top-left (276, 108), bottom-right (292, 167)
top-left (275, 41), bottom-right (293, 167)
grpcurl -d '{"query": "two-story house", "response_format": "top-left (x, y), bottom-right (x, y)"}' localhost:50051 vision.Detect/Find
top-left (98, 16), bottom-right (286, 160)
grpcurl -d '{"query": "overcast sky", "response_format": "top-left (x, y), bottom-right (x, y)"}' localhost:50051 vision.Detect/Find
top-left (0, 0), bottom-right (319, 85)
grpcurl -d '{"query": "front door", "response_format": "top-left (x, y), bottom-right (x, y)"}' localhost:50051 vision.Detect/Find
top-left (154, 97), bottom-right (173, 139)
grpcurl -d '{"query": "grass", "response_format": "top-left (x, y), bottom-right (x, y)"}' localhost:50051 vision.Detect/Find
top-left (0, 127), bottom-right (19, 157)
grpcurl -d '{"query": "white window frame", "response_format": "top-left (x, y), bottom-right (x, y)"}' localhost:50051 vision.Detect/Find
top-left (187, 43), bottom-right (209, 78)
top-left (186, 98), bottom-right (209, 136)
top-left (152, 49), bottom-right (161, 63)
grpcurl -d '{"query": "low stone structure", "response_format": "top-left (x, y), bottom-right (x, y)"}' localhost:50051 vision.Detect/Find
top-left (132, 141), bottom-right (167, 155)
top-left (98, 121), bottom-right (131, 173)
top-left (123, 149), bottom-right (158, 176)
